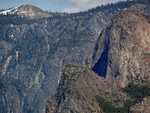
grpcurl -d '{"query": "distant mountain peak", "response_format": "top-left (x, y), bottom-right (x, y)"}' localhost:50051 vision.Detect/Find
top-left (17, 4), bottom-right (46, 12)
top-left (0, 4), bottom-right (52, 19)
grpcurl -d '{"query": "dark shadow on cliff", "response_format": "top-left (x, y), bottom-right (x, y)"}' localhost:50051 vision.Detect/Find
top-left (92, 36), bottom-right (109, 78)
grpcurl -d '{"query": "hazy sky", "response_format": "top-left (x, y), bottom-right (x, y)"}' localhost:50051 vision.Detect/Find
top-left (0, 0), bottom-right (125, 13)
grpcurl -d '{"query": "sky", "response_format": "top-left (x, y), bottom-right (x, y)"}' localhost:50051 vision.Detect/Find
top-left (0, 0), bottom-right (125, 13)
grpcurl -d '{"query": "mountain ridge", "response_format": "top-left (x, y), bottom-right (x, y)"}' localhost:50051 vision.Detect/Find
top-left (46, 10), bottom-right (150, 113)
top-left (0, 4), bottom-right (52, 19)
top-left (0, 0), bottom-right (150, 113)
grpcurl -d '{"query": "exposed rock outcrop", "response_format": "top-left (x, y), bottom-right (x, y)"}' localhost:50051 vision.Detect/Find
top-left (46, 65), bottom-right (128, 113)
top-left (0, 0), bottom-right (150, 113)
top-left (92, 11), bottom-right (150, 87)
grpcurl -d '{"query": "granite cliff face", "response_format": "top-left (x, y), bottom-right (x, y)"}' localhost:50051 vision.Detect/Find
top-left (46, 3), bottom-right (150, 113)
top-left (0, 0), bottom-right (150, 113)
top-left (92, 11), bottom-right (150, 87)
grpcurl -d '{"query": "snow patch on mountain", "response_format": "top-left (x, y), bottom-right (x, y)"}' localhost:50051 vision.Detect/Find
top-left (0, 7), bottom-right (18, 15)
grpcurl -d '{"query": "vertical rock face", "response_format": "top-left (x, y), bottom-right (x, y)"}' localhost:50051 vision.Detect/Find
top-left (0, 1), bottom-right (150, 113)
top-left (46, 10), bottom-right (150, 113)
top-left (92, 11), bottom-right (150, 87)
top-left (0, 2), bottom-right (130, 112)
